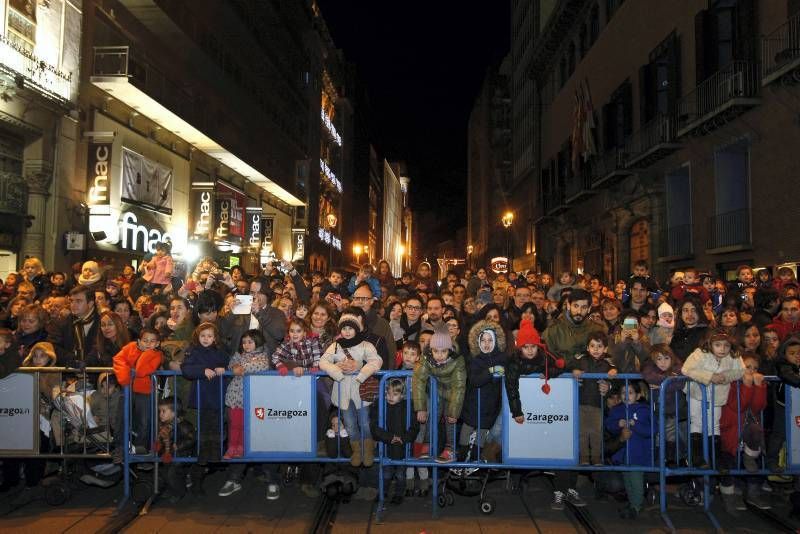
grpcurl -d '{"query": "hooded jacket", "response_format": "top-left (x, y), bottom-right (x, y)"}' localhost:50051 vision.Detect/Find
top-left (681, 347), bottom-right (744, 406)
top-left (412, 348), bottom-right (466, 419)
top-left (461, 320), bottom-right (507, 429)
top-left (542, 311), bottom-right (606, 360)
top-left (605, 401), bottom-right (652, 466)
top-left (113, 341), bottom-right (163, 395)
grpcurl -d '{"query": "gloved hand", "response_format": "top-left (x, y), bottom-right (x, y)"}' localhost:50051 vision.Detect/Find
top-left (491, 366), bottom-right (505, 377)
top-left (278, 366), bottom-right (289, 377)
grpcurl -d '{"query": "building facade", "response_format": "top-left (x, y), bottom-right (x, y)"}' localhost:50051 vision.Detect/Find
top-left (0, 0), bottom-right (82, 277)
top-left (526, 0), bottom-right (800, 283)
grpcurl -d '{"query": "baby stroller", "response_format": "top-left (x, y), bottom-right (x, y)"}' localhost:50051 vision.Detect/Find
top-left (436, 430), bottom-right (513, 515)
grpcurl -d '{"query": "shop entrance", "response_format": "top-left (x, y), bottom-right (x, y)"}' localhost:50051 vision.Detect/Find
top-left (0, 250), bottom-right (17, 279)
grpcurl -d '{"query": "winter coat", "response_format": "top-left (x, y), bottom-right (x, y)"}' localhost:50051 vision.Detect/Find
top-left (369, 400), bottom-right (419, 459)
top-left (412, 350), bottom-right (467, 419)
top-left (365, 310), bottom-right (396, 369)
top-left (219, 306), bottom-right (287, 356)
top-left (142, 254), bottom-right (174, 285)
top-left (504, 351), bottom-right (566, 418)
top-left (681, 348), bottom-right (744, 406)
top-left (641, 358), bottom-right (685, 417)
top-left (669, 325), bottom-right (708, 361)
top-left (768, 315), bottom-right (800, 342)
top-left (347, 275), bottom-right (382, 299)
top-left (319, 339), bottom-right (382, 408)
top-left (156, 417), bottom-right (196, 459)
top-left (670, 283), bottom-right (710, 304)
top-left (610, 338), bottom-right (648, 373)
top-left (605, 401), bottom-right (652, 466)
top-left (566, 353), bottom-right (616, 408)
top-left (181, 344), bottom-right (229, 410)
top-left (462, 320), bottom-right (507, 429)
top-left (542, 312), bottom-right (606, 360)
top-left (720, 381), bottom-right (766, 456)
top-left (775, 339), bottom-right (800, 408)
top-left (271, 337), bottom-right (323, 372)
top-left (225, 348), bottom-right (271, 409)
top-left (546, 281), bottom-right (577, 302)
top-left (113, 341), bottom-right (163, 394)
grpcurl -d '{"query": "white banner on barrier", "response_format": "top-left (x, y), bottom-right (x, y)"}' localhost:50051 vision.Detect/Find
top-left (502, 376), bottom-right (578, 466)
top-left (791, 387), bottom-right (800, 468)
top-left (244, 375), bottom-right (316, 458)
top-left (0, 373), bottom-right (37, 453)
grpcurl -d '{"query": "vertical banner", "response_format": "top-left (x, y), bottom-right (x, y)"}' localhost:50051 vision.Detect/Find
top-left (244, 375), bottom-right (316, 458)
top-left (246, 204), bottom-right (263, 253)
top-left (0, 373), bottom-right (37, 453)
top-left (87, 139), bottom-right (112, 210)
top-left (292, 229), bottom-right (305, 262)
top-left (190, 175), bottom-right (215, 240)
top-left (502, 376), bottom-right (578, 466)
top-left (215, 182), bottom-right (246, 245)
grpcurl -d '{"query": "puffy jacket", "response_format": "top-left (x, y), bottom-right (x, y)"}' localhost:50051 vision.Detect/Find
top-left (319, 339), bottom-right (382, 408)
top-left (605, 402), bottom-right (652, 466)
top-left (462, 320), bottom-right (507, 429)
top-left (113, 341), bottom-right (163, 394)
top-left (412, 350), bottom-right (466, 419)
top-left (347, 275), bottom-right (382, 299)
top-left (504, 351), bottom-right (566, 419)
top-left (681, 348), bottom-right (744, 406)
top-left (719, 381), bottom-right (766, 456)
top-left (542, 312), bottom-right (605, 360)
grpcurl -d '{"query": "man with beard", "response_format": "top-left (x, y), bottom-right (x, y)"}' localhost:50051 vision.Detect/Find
top-left (423, 296), bottom-right (446, 332)
top-left (400, 296), bottom-right (424, 342)
top-left (542, 288), bottom-right (605, 511)
top-left (352, 283), bottom-right (396, 368)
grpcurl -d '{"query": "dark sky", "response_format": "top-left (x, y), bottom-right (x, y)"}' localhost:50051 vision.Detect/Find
top-left (317, 1), bottom-right (510, 248)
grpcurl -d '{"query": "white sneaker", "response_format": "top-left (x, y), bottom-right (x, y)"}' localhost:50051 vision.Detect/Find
top-left (218, 480), bottom-right (242, 497)
top-left (266, 483), bottom-right (280, 500)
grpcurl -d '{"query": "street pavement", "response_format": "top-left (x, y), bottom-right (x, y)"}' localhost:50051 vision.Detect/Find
top-left (0, 466), bottom-right (796, 533)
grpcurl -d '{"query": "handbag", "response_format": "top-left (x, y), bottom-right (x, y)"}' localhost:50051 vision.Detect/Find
top-left (342, 346), bottom-right (379, 403)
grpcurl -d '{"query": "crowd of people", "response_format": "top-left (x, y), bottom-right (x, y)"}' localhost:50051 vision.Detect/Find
top-left (0, 250), bottom-right (799, 519)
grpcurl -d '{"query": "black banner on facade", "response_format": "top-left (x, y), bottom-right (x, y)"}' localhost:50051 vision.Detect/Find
top-left (190, 177), bottom-right (215, 240)
top-left (87, 140), bottom-right (112, 209)
top-left (246, 204), bottom-right (262, 253)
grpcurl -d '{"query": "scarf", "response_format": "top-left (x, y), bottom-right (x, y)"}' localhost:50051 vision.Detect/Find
top-left (400, 314), bottom-right (421, 342)
top-left (72, 310), bottom-right (97, 361)
top-left (337, 330), bottom-right (366, 349)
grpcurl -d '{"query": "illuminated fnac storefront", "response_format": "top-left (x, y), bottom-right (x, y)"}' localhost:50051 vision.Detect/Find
top-left (86, 112), bottom-right (190, 265)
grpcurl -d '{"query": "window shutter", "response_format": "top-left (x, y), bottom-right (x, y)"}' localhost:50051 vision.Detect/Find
top-left (668, 33), bottom-right (681, 112)
top-left (622, 82), bottom-right (633, 138)
top-left (735, 0), bottom-right (757, 61)
top-left (694, 10), bottom-right (709, 83)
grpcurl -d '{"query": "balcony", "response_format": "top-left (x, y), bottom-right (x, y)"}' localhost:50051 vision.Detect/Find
top-left (677, 61), bottom-right (760, 138)
top-left (565, 168), bottom-right (594, 204)
top-left (0, 33), bottom-right (72, 103)
top-left (658, 224), bottom-right (693, 261)
top-left (707, 209), bottom-right (751, 252)
top-left (623, 114), bottom-right (681, 169)
top-left (762, 12), bottom-right (800, 86)
top-left (591, 148), bottom-right (633, 188)
top-left (545, 188), bottom-right (568, 216)
top-left (0, 172), bottom-right (26, 215)
top-left (91, 46), bottom-right (304, 207)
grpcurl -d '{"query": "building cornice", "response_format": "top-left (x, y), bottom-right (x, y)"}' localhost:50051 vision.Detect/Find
top-left (527, 0), bottom-right (591, 82)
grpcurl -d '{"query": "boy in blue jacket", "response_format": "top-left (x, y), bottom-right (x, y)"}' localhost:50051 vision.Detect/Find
top-left (605, 381), bottom-right (652, 519)
top-left (347, 264), bottom-right (382, 299)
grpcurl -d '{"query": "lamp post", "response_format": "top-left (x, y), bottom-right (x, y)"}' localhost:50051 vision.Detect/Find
top-left (353, 243), bottom-right (362, 265)
top-left (326, 212), bottom-right (337, 272)
top-left (397, 243), bottom-right (406, 272)
top-left (502, 211), bottom-right (514, 272)
top-left (466, 244), bottom-right (474, 270)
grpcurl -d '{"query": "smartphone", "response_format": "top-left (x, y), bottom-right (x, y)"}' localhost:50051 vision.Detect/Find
top-left (232, 295), bottom-right (253, 315)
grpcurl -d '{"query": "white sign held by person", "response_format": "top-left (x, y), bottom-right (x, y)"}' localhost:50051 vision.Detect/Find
top-left (502, 376), bottom-right (578, 466)
top-left (0, 373), bottom-right (37, 453)
top-left (245, 374), bottom-right (316, 458)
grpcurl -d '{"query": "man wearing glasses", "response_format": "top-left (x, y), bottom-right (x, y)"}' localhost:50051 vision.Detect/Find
top-left (351, 283), bottom-right (396, 369)
top-left (400, 296), bottom-right (424, 342)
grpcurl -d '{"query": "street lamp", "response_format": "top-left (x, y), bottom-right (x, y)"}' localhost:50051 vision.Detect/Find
top-left (397, 244), bottom-right (406, 271)
top-left (326, 212), bottom-right (337, 271)
top-left (501, 211), bottom-right (514, 271)
top-left (353, 243), bottom-right (362, 265)
top-left (467, 244), bottom-right (474, 269)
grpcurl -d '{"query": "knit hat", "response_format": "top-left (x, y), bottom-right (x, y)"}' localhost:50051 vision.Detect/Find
top-left (429, 330), bottom-right (453, 351)
top-left (657, 302), bottom-right (674, 328)
top-left (78, 261), bottom-right (102, 286)
top-left (516, 319), bottom-right (542, 348)
top-left (338, 312), bottom-right (363, 334)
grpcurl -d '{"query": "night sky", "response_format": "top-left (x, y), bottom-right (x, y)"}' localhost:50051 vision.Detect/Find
top-left (317, 1), bottom-right (510, 250)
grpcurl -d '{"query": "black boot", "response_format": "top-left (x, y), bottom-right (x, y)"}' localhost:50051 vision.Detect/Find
top-left (690, 433), bottom-right (708, 469)
top-left (665, 441), bottom-right (677, 468)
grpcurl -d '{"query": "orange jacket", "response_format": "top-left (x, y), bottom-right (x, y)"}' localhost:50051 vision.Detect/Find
top-left (113, 341), bottom-right (163, 394)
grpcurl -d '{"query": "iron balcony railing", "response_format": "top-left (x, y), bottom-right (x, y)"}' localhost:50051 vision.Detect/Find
top-left (677, 61), bottom-right (759, 131)
top-left (707, 209), bottom-right (750, 250)
top-left (762, 12), bottom-right (800, 82)
top-left (591, 147), bottom-right (631, 187)
top-left (623, 113), bottom-right (679, 167)
top-left (93, 46), bottom-right (198, 127)
top-left (0, 33), bottom-right (72, 102)
top-left (544, 188), bottom-right (566, 214)
top-left (660, 224), bottom-right (692, 258)
top-left (0, 172), bottom-right (26, 215)
top-left (565, 167), bottom-right (593, 202)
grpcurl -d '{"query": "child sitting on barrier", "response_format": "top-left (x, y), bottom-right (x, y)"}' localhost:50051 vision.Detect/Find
top-left (681, 328), bottom-right (744, 469)
top-left (181, 322), bottom-right (228, 495)
top-left (224, 329), bottom-right (270, 459)
top-left (460, 320), bottom-right (507, 462)
top-left (568, 331), bottom-right (618, 466)
top-left (112, 327), bottom-right (162, 456)
top-left (156, 396), bottom-right (195, 503)
top-left (319, 308), bottom-right (382, 467)
top-left (370, 378), bottom-right (419, 504)
top-left (641, 344), bottom-right (685, 467)
top-left (412, 329), bottom-right (466, 464)
top-left (604, 381), bottom-right (652, 519)
top-left (768, 335), bottom-right (800, 473)
top-left (719, 352), bottom-right (770, 512)
top-left (272, 318), bottom-right (323, 376)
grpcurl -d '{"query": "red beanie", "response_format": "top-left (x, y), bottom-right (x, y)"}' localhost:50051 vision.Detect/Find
top-left (515, 319), bottom-right (542, 348)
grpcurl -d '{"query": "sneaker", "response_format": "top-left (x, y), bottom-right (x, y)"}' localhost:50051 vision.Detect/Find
top-left (218, 480), bottom-right (242, 497)
top-left (566, 488), bottom-right (586, 507)
top-left (266, 483), bottom-right (280, 500)
top-left (435, 448), bottom-right (456, 464)
top-left (185, 473), bottom-right (193, 489)
top-left (745, 491), bottom-right (772, 510)
top-left (413, 442), bottom-right (430, 459)
top-left (618, 504), bottom-right (639, 519)
top-left (223, 448), bottom-right (236, 460)
top-left (551, 490), bottom-right (565, 510)
top-left (743, 454), bottom-right (759, 473)
top-left (761, 481), bottom-right (773, 493)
